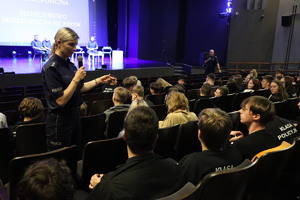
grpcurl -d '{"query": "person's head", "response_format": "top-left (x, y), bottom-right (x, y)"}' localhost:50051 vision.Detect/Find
top-left (168, 85), bottom-right (185, 94)
top-left (128, 99), bottom-right (149, 113)
top-left (90, 36), bottom-right (95, 41)
top-left (80, 102), bottom-right (88, 116)
top-left (18, 97), bottom-right (43, 120)
top-left (270, 79), bottom-right (283, 95)
top-left (51, 27), bottom-right (79, 58)
top-left (200, 83), bottom-right (212, 96)
top-left (261, 75), bottom-right (273, 89)
top-left (177, 77), bottom-right (186, 85)
top-left (240, 96), bottom-right (275, 126)
top-left (122, 77), bottom-right (136, 91)
top-left (131, 85), bottom-right (144, 101)
top-left (206, 73), bottom-right (215, 84)
top-left (156, 78), bottom-right (172, 88)
top-left (226, 80), bottom-right (240, 94)
top-left (16, 158), bottom-right (75, 200)
top-left (244, 74), bottom-right (253, 83)
top-left (112, 87), bottom-right (128, 104)
top-left (150, 82), bottom-right (162, 95)
top-left (34, 34), bottom-right (39, 40)
top-left (281, 76), bottom-right (293, 89)
top-left (198, 108), bottom-right (232, 152)
top-left (247, 79), bottom-right (260, 90)
top-left (166, 91), bottom-right (189, 113)
top-left (275, 69), bottom-right (285, 78)
top-left (214, 86), bottom-right (229, 97)
top-left (233, 74), bottom-right (243, 86)
top-left (250, 69), bottom-right (258, 79)
top-left (209, 49), bottom-right (215, 56)
top-left (107, 75), bottom-right (118, 86)
top-left (124, 106), bottom-right (158, 154)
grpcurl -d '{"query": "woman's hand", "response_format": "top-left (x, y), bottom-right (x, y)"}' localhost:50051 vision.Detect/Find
top-left (74, 66), bottom-right (86, 82)
top-left (89, 174), bottom-right (104, 189)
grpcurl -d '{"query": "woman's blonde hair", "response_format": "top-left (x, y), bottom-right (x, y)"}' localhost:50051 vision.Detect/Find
top-left (50, 27), bottom-right (79, 57)
top-left (156, 78), bottom-right (172, 88)
top-left (166, 91), bottom-right (189, 113)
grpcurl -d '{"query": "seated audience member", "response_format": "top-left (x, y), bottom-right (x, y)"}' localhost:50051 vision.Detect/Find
top-left (275, 69), bottom-right (285, 79)
top-left (80, 102), bottom-right (88, 117)
top-left (268, 79), bottom-right (288, 102)
top-left (129, 76), bottom-right (142, 86)
top-left (159, 91), bottom-right (198, 128)
top-left (249, 69), bottom-right (258, 79)
top-left (205, 73), bottom-right (215, 87)
top-left (199, 83), bottom-right (212, 98)
top-left (226, 79), bottom-right (240, 94)
top-left (243, 74), bottom-right (253, 85)
top-left (149, 82), bottom-right (163, 95)
top-left (281, 76), bottom-right (297, 98)
top-left (179, 108), bottom-right (243, 185)
top-left (232, 96), bottom-right (280, 160)
top-left (156, 78), bottom-right (172, 93)
top-left (167, 85), bottom-right (185, 94)
top-left (131, 85), bottom-right (153, 106)
top-left (261, 75), bottom-right (273, 90)
top-left (214, 86), bottom-right (229, 97)
top-left (0, 112), bottom-right (8, 128)
top-left (31, 34), bottom-right (49, 62)
top-left (10, 97), bottom-right (44, 135)
top-left (232, 74), bottom-right (245, 91)
top-left (102, 75), bottom-right (118, 93)
top-left (122, 77), bottom-right (136, 93)
top-left (104, 87), bottom-right (130, 122)
top-left (176, 77), bottom-right (186, 91)
top-left (87, 107), bottom-right (185, 200)
top-left (16, 158), bottom-right (75, 200)
top-left (243, 78), bottom-right (260, 92)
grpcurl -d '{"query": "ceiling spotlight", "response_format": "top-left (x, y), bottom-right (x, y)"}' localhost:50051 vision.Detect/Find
top-left (12, 51), bottom-right (17, 58)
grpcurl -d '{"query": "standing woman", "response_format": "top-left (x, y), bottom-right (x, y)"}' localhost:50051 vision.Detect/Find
top-left (42, 27), bottom-right (112, 151)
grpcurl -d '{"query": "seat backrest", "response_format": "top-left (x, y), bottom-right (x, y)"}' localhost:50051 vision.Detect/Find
top-left (0, 128), bottom-right (13, 184)
top-left (282, 97), bottom-right (300, 120)
top-left (190, 159), bottom-right (257, 200)
top-left (15, 123), bottom-right (47, 156)
top-left (174, 121), bottom-right (201, 161)
top-left (81, 138), bottom-right (127, 191)
top-left (251, 89), bottom-right (268, 97)
top-left (193, 97), bottom-right (216, 116)
top-left (227, 110), bottom-right (240, 131)
top-left (0, 94), bottom-right (23, 103)
top-left (234, 91), bottom-right (252, 110)
top-left (106, 110), bottom-right (128, 138)
top-left (102, 46), bottom-right (112, 53)
top-left (2, 110), bottom-right (20, 127)
top-left (273, 101), bottom-right (286, 118)
top-left (82, 92), bottom-right (105, 104)
top-left (149, 104), bottom-right (168, 121)
top-left (9, 145), bottom-right (78, 200)
top-left (0, 101), bottom-right (19, 112)
top-left (147, 94), bottom-right (166, 105)
top-left (154, 124), bottom-right (180, 159)
top-left (156, 182), bottom-right (196, 200)
top-left (81, 113), bottom-right (106, 147)
top-left (89, 99), bottom-right (114, 115)
top-left (186, 89), bottom-right (200, 100)
top-left (214, 93), bottom-right (236, 112)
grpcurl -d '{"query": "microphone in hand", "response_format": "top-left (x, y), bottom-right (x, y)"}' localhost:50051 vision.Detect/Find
top-left (77, 56), bottom-right (83, 68)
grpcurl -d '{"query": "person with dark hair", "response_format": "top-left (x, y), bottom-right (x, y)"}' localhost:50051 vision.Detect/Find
top-left (275, 69), bottom-right (285, 79)
top-left (233, 74), bottom-right (244, 90)
top-left (86, 107), bottom-right (185, 200)
top-left (200, 83), bottom-right (212, 98)
top-left (104, 87), bottom-right (130, 122)
top-left (232, 96), bottom-right (280, 159)
top-left (131, 85), bottom-right (153, 106)
top-left (268, 79), bottom-right (288, 102)
top-left (176, 77), bottom-right (186, 91)
top-left (226, 80), bottom-right (240, 94)
top-left (214, 86), bottom-right (229, 97)
top-left (42, 27), bottom-right (113, 151)
top-left (10, 97), bottom-right (44, 136)
top-left (149, 82), bottom-right (162, 95)
top-left (261, 75), bottom-right (273, 90)
top-left (102, 75), bottom-right (118, 93)
top-left (122, 77), bottom-right (136, 93)
top-left (205, 73), bottom-right (215, 86)
top-left (179, 108), bottom-right (243, 185)
top-left (243, 78), bottom-right (260, 92)
top-left (204, 49), bottom-right (221, 74)
top-left (159, 91), bottom-right (198, 128)
top-left (281, 76), bottom-right (297, 98)
top-left (16, 158), bottom-right (75, 200)
top-left (167, 85), bottom-right (185, 94)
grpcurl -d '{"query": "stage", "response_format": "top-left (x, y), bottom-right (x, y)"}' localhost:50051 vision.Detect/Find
top-left (0, 56), bottom-right (175, 88)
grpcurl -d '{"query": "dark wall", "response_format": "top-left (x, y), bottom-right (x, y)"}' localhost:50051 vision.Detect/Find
top-left (184, 0), bottom-right (229, 66)
top-left (227, 0), bottom-right (280, 63)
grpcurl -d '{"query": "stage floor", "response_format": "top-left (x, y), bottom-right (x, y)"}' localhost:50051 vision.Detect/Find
top-left (0, 56), bottom-right (167, 74)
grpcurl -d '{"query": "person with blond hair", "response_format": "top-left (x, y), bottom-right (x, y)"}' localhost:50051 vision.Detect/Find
top-left (159, 91), bottom-right (198, 128)
top-left (42, 27), bottom-right (113, 151)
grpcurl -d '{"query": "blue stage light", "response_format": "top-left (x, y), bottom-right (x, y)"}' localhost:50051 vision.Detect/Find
top-left (12, 51), bottom-right (17, 58)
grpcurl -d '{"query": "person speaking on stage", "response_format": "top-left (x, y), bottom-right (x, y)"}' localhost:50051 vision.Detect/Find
top-left (204, 49), bottom-right (221, 74)
top-left (42, 27), bottom-right (113, 151)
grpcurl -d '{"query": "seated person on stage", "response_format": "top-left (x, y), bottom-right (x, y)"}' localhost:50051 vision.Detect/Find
top-left (16, 158), bottom-right (75, 200)
top-left (149, 81), bottom-right (163, 95)
top-left (104, 87), bottom-right (130, 122)
top-left (0, 112), bottom-right (8, 128)
top-left (159, 91), bottom-right (198, 128)
top-left (42, 37), bottom-right (52, 55)
top-left (230, 96), bottom-right (280, 160)
top-left (87, 107), bottom-right (185, 200)
top-left (31, 34), bottom-right (49, 62)
top-left (102, 75), bottom-right (118, 93)
top-left (179, 108), bottom-right (243, 185)
top-left (86, 36), bottom-right (98, 55)
top-left (10, 97), bottom-right (44, 136)
top-left (214, 86), bottom-right (229, 97)
top-left (199, 83), bottom-right (212, 98)
top-left (131, 85), bottom-right (153, 106)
